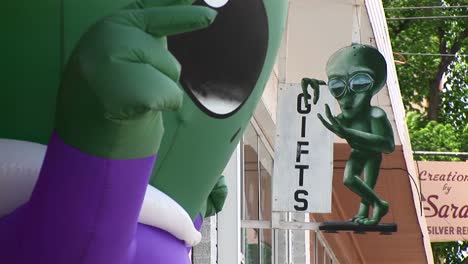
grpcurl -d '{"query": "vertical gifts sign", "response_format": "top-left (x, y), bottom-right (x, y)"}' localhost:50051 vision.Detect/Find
top-left (273, 83), bottom-right (334, 213)
top-left (418, 161), bottom-right (468, 241)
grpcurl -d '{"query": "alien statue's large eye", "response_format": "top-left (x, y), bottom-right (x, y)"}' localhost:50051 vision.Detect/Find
top-left (328, 79), bottom-right (347, 98)
top-left (204, 0), bottom-right (229, 8)
top-left (349, 73), bottom-right (373, 93)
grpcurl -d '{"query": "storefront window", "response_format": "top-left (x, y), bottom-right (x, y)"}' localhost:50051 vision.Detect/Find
top-left (316, 239), bottom-right (325, 264)
top-left (242, 123), bottom-right (273, 264)
top-left (310, 231), bottom-right (316, 262)
top-left (240, 122), bottom-right (335, 264)
top-left (314, 232), bottom-right (334, 264)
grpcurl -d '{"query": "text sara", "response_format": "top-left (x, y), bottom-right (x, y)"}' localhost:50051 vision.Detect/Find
top-left (424, 194), bottom-right (468, 218)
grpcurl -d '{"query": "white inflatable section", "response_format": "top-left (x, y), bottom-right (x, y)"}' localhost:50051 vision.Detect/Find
top-left (140, 185), bottom-right (202, 246)
top-left (0, 139), bottom-right (201, 246)
top-left (193, 91), bottom-right (241, 114)
top-left (204, 0), bottom-right (229, 8)
top-left (0, 139), bottom-right (46, 218)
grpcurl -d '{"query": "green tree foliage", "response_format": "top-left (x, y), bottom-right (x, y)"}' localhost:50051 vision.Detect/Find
top-left (442, 55), bottom-right (468, 129)
top-left (432, 241), bottom-right (468, 264)
top-left (384, 1), bottom-right (468, 263)
top-left (384, 0), bottom-right (468, 125)
top-left (406, 112), bottom-right (468, 161)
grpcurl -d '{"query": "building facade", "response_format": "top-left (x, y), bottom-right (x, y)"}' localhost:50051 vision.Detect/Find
top-left (192, 0), bottom-right (433, 263)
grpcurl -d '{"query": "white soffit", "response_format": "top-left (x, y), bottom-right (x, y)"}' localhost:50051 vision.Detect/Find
top-left (285, 0), bottom-right (354, 82)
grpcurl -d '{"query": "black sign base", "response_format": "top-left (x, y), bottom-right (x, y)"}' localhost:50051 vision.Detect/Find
top-left (319, 221), bottom-right (397, 234)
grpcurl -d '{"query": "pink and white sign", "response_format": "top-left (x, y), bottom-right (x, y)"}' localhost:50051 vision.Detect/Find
top-left (418, 161), bottom-right (468, 242)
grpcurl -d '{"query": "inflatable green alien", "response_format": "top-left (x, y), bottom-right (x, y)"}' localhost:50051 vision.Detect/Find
top-left (302, 44), bottom-right (395, 226)
top-left (0, 0), bottom-right (287, 263)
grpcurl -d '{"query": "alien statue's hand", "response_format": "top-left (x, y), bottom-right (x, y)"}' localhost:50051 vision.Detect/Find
top-left (204, 175), bottom-right (228, 218)
top-left (301, 78), bottom-right (326, 106)
top-left (317, 104), bottom-right (348, 139)
top-left (55, 0), bottom-right (217, 159)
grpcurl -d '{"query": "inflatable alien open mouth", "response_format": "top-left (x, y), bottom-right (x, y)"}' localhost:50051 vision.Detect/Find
top-left (168, 0), bottom-right (268, 117)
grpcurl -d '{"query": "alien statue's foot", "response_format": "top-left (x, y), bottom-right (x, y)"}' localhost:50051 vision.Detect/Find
top-left (351, 203), bottom-right (369, 223)
top-left (352, 216), bottom-right (365, 223)
top-left (357, 201), bottom-right (389, 225)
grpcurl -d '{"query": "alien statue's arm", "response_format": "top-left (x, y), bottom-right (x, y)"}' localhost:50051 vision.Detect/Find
top-left (0, 2), bottom-right (216, 263)
top-left (319, 105), bottom-right (395, 154)
top-left (301, 78), bottom-right (326, 105)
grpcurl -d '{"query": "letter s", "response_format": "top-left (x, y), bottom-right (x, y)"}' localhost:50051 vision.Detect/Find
top-left (294, 190), bottom-right (309, 211)
top-left (425, 195), bottom-right (439, 218)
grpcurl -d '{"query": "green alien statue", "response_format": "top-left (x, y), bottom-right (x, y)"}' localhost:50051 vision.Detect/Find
top-left (302, 44), bottom-right (395, 225)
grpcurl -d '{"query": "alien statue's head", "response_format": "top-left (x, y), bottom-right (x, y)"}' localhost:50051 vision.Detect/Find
top-left (325, 44), bottom-right (387, 119)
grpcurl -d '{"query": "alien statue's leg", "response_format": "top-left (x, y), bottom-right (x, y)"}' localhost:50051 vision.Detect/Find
top-left (0, 132), bottom-right (156, 264)
top-left (343, 151), bottom-right (367, 222)
top-left (343, 150), bottom-right (387, 225)
top-left (361, 153), bottom-right (388, 224)
top-left (363, 154), bottom-right (382, 193)
top-left (352, 154), bottom-right (383, 221)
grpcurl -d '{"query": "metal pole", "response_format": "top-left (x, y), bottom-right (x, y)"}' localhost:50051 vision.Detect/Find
top-left (256, 135), bottom-right (262, 264)
top-left (385, 5), bottom-right (468, 11)
top-left (314, 230), bottom-right (318, 264)
top-left (395, 52), bottom-right (467, 57)
top-left (413, 151), bottom-right (468, 157)
top-left (387, 15), bottom-right (468, 21)
top-left (240, 139), bottom-right (246, 262)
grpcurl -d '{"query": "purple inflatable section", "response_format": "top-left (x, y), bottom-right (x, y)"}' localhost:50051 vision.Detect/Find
top-left (0, 132), bottom-right (201, 264)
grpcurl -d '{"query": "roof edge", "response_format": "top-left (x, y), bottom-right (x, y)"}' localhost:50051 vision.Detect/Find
top-left (364, 1), bottom-right (434, 263)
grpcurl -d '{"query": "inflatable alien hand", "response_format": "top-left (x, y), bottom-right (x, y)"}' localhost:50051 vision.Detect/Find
top-left (204, 175), bottom-right (228, 217)
top-left (301, 78), bottom-right (326, 105)
top-left (56, 1), bottom-right (217, 159)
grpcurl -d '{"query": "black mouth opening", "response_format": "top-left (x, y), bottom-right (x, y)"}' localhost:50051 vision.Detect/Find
top-left (168, 0), bottom-right (268, 118)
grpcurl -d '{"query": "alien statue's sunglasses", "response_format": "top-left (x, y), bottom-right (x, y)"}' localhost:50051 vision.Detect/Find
top-left (328, 73), bottom-right (374, 98)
